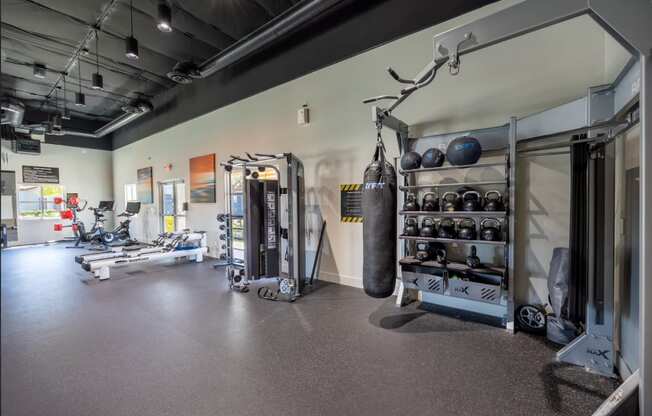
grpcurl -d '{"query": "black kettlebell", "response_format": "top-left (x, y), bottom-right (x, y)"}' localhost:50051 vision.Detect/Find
top-left (462, 191), bottom-right (482, 212)
top-left (400, 151), bottom-right (422, 170)
top-left (441, 192), bottom-right (460, 212)
top-left (404, 217), bottom-right (419, 236)
top-left (466, 246), bottom-right (481, 269)
top-left (421, 148), bottom-right (445, 168)
top-left (437, 218), bottom-right (456, 239)
top-left (415, 242), bottom-right (432, 261)
top-left (422, 193), bottom-right (439, 211)
top-left (403, 193), bottom-right (420, 211)
top-left (484, 190), bottom-right (505, 212)
top-left (457, 218), bottom-right (476, 240)
top-left (435, 248), bottom-right (447, 264)
top-left (420, 217), bottom-right (436, 237)
top-left (481, 218), bottom-right (502, 241)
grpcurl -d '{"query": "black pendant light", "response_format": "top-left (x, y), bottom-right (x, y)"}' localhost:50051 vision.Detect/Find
top-left (157, 1), bottom-right (172, 32)
top-left (125, 0), bottom-right (139, 59)
top-left (75, 60), bottom-right (86, 107)
top-left (92, 30), bottom-right (104, 90)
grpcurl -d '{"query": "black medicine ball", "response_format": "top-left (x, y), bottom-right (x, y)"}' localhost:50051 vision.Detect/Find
top-left (421, 148), bottom-right (445, 168)
top-left (400, 151), bottom-right (422, 170)
top-left (446, 136), bottom-right (482, 166)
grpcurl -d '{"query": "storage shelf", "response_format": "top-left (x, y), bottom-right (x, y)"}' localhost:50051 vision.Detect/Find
top-left (399, 180), bottom-right (507, 191)
top-left (399, 235), bottom-right (506, 246)
top-left (400, 211), bottom-right (507, 217)
top-left (400, 161), bottom-right (507, 175)
top-left (400, 256), bottom-right (506, 275)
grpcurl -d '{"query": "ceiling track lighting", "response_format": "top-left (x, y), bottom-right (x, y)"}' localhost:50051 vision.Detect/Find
top-left (75, 60), bottom-right (86, 107)
top-left (92, 30), bottom-right (104, 90)
top-left (125, 0), bottom-right (139, 59)
top-left (62, 75), bottom-right (70, 119)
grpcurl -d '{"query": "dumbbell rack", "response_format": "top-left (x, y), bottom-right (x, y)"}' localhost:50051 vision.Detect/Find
top-left (393, 120), bottom-right (516, 329)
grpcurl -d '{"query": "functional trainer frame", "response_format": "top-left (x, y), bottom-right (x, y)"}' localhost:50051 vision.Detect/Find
top-left (363, 0), bottom-right (651, 412)
top-left (218, 153), bottom-right (307, 301)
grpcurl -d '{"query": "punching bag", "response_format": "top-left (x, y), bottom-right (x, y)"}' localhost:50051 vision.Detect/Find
top-left (362, 141), bottom-right (397, 298)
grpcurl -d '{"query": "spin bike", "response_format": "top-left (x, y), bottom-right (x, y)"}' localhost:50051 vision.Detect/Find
top-left (98, 201), bottom-right (141, 246)
top-left (57, 197), bottom-right (112, 249)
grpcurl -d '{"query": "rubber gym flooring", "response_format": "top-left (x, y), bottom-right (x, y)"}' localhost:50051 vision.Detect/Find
top-left (1, 244), bottom-right (617, 416)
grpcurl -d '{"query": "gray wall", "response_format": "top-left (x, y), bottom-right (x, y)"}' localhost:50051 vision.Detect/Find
top-left (0, 140), bottom-right (114, 245)
top-left (110, 2), bottom-right (627, 288)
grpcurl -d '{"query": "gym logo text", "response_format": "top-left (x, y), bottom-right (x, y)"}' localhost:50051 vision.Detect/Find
top-left (586, 349), bottom-right (610, 360)
top-left (453, 286), bottom-right (470, 295)
top-left (365, 182), bottom-right (385, 190)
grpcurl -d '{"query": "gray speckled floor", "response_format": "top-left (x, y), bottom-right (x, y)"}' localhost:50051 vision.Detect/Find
top-left (1, 244), bottom-right (616, 416)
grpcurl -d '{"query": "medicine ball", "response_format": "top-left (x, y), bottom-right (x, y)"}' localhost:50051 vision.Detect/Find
top-left (421, 148), bottom-right (445, 168)
top-left (446, 136), bottom-right (482, 166)
top-left (400, 151), bottom-right (422, 170)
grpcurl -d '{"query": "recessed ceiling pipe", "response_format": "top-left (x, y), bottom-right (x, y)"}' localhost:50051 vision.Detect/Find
top-left (167, 0), bottom-right (348, 83)
top-left (59, 100), bottom-right (153, 138)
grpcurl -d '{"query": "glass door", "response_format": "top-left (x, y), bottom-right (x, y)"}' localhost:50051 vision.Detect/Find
top-left (159, 180), bottom-right (186, 233)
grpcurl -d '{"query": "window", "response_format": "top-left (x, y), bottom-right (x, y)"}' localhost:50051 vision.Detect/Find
top-left (124, 183), bottom-right (137, 205)
top-left (18, 184), bottom-right (65, 219)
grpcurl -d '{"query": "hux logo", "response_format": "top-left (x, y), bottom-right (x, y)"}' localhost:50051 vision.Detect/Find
top-left (586, 349), bottom-right (610, 359)
top-left (365, 182), bottom-right (385, 190)
top-left (454, 286), bottom-right (470, 295)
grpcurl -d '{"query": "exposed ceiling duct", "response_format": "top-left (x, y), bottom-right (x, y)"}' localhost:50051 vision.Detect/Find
top-left (167, 0), bottom-right (349, 83)
top-left (1, 99), bottom-right (26, 127)
top-left (1, 97), bottom-right (151, 139)
top-left (59, 99), bottom-right (153, 138)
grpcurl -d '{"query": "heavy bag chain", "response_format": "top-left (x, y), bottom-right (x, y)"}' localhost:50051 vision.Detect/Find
top-left (375, 119), bottom-right (386, 157)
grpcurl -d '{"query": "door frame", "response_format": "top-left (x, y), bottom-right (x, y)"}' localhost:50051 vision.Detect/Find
top-left (158, 178), bottom-right (186, 233)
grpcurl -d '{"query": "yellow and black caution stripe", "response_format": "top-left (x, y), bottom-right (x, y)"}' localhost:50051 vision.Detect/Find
top-left (340, 184), bottom-right (362, 191)
top-left (341, 216), bottom-right (363, 223)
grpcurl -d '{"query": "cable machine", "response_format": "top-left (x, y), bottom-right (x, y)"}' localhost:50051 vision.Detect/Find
top-left (217, 153), bottom-right (307, 302)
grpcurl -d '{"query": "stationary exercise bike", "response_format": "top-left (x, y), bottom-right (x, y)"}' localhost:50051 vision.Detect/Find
top-left (57, 198), bottom-right (115, 248)
top-left (98, 201), bottom-right (141, 246)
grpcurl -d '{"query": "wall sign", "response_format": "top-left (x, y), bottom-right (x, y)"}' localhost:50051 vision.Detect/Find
top-left (22, 165), bottom-right (59, 184)
top-left (137, 167), bottom-right (153, 204)
top-left (340, 184), bottom-right (363, 223)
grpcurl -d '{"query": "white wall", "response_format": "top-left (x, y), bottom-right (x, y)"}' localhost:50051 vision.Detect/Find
top-left (112, 1), bottom-right (629, 288)
top-left (1, 141), bottom-right (113, 245)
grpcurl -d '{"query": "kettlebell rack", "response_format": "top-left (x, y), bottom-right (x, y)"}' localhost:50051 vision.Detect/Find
top-left (396, 125), bottom-right (513, 327)
top-left (365, 105), bottom-right (516, 327)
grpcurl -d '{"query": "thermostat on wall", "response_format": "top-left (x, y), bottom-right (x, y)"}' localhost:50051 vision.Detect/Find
top-left (297, 105), bottom-right (310, 125)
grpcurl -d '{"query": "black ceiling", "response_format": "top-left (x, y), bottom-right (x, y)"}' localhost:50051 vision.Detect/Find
top-left (1, 0), bottom-right (302, 123)
top-left (2, 0), bottom-right (498, 150)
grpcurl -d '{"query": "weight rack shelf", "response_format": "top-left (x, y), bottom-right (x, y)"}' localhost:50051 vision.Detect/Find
top-left (400, 211), bottom-right (507, 217)
top-left (399, 180), bottom-right (507, 191)
top-left (399, 235), bottom-right (506, 246)
top-left (399, 161), bottom-right (507, 175)
top-left (399, 256), bottom-right (506, 275)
